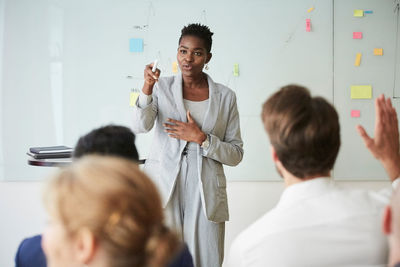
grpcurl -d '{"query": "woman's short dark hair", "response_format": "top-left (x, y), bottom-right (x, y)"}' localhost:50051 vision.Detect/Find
top-left (261, 85), bottom-right (341, 178)
top-left (179, 23), bottom-right (214, 53)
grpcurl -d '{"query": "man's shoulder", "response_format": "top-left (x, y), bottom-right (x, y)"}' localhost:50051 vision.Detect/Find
top-left (330, 183), bottom-right (389, 210)
top-left (232, 210), bottom-right (278, 250)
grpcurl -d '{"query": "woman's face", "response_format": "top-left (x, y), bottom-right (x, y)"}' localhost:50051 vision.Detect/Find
top-left (42, 216), bottom-right (78, 267)
top-left (177, 35), bottom-right (211, 78)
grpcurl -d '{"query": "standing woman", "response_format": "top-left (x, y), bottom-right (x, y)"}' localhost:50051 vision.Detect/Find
top-left (132, 23), bottom-right (243, 267)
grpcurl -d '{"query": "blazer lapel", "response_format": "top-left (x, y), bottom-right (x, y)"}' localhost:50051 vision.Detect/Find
top-left (202, 74), bottom-right (221, 133)
top-left (172, 74), bottom-right (187, 122)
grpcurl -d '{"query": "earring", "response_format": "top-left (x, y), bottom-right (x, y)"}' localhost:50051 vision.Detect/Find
top-left (205, 64), bottom-right (209, 70)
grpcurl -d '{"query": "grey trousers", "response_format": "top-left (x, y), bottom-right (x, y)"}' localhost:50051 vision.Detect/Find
top-left (165, 147), bottom-right (225, 267)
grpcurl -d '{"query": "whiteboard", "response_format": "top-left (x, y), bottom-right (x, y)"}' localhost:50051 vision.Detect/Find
top-left (0, 0), bottom-right (397, 181)
top-left (333, 0), bottom-right (399, 180)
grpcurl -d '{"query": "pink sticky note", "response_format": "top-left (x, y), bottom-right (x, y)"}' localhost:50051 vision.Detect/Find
top-left (306, 19), bottom-right (311, 32)
top-left (351, 110), bottom-right (360, 118)
top-left (353, 32), bottom-right (362, 39)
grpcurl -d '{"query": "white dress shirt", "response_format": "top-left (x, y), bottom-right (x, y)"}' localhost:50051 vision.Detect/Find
top-left (227, 177), bottom-right (399, 267)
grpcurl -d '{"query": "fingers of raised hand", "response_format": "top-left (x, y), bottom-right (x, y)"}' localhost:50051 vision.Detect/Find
top-left (145, 68), bottom-right (158, 80)
top-left (357, 124), bottom-right (375, 151)
top-left (153, 69), bottom-right (161, 79)
top-left (376, 95), bottom-right (386, 124)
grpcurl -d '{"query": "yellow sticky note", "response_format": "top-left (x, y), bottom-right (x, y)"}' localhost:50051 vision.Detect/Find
top-left (172, 61), bottom-right (178, 73)
top-left (130, 92), bottom-right (140, 106)
top-left (354, 9), bottom-right (364, 17)
top-left (354, 53), bottom-right (362, 66)
top-left (307, 7), bottom-right (314, 13)
top-left (233, 63), bottom-right (239, 76)
top-left (374, 48), bottom-right (383, 56)
top-left (351, 85), bottom-right (372, 99)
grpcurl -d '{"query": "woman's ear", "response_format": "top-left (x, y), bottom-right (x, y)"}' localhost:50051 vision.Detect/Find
top-left (382, 205), bottom-right (392, 235)
top-left (74, 228), bottom-right (96, 264)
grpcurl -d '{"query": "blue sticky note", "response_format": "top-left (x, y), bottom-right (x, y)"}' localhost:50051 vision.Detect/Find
top-left (364, 10), bottom-right (373, 14)
top-left (129, 38), bottom-right (143, 52)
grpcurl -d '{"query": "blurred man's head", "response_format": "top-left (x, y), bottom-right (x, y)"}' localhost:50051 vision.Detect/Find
top-left (383, 186), bottom-right (400, 266)
top-left (261, 85), bottom-right (340, 180)
top-left (73, 125), bottom-right (139, 161)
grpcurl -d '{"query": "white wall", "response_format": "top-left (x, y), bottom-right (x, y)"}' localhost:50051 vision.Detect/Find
top-left (0, 179), bottom-right (391, 267)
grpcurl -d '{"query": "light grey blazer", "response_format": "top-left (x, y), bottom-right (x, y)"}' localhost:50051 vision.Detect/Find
top-left (132, 74), bottom-right (243, 223)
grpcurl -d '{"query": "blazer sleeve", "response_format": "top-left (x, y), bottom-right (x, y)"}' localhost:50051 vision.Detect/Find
top-left (202, 93), bottom-right (243, 166)
top-left (131, 86), bottom-right (159, 134)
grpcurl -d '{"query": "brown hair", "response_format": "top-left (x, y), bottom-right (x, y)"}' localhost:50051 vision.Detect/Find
top-left (261, 85), bottom-right (340, 178)
top-left (44, 155), bottom-right (180, 267)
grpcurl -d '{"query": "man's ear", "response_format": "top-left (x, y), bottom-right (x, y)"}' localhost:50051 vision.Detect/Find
top-left (270, 145), bottom-right (279, 163)
top-left (206, 53), bottom-right (212, 64)
top-left (382, 205), bottom-right (392, 235)
top-left (74, 228), bottom-right (96, 264)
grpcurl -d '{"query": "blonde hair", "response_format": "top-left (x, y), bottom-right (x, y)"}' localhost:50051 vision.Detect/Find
top-left (44, 155), bottom-right (180, 267)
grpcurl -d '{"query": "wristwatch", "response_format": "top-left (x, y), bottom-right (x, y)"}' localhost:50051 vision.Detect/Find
top-left (201, 134), bottom-right (210, 149)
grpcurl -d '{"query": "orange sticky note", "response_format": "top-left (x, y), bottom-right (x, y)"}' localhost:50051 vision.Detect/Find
top-left (353, 32), bottom-right (363, 39)
top-left (351, 110), bottom-right (360, 118)
top-left (374, 48), bottom-right (383, 56)
top-left (172, 61), bottom-right (178, 73)
top-left (354, 53), bottom-right (362, 66)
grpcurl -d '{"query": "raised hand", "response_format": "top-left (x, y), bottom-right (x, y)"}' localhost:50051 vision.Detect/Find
top-left (164, 111), bottom-right (207, 145)
top-left (357, 94), bottom-right (400, 181)
top-left (142, 63), bottom-right (161, 95)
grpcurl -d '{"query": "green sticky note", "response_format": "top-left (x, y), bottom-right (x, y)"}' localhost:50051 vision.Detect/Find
top-left (354, 9), bottom-right (364, 17)
top-left (233, 63), bottom-right (239, 76)
top-left (351, 85), bottom-right (372, 99)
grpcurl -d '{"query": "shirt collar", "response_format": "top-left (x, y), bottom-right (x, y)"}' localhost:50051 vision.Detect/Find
top-left (276, 177), bottom-right (334, 209)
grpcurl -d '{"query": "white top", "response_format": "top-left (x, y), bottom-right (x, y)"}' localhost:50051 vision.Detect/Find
top-left (227, 178), bottom-right (400, 267)
top-left (183, 99), bottom-right (209, 149)
top-left (183, 99), bottom-right (209, 127)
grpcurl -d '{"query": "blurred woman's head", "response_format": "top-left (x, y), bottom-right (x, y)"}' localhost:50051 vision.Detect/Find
top-left (42, 155), bottom-right (180, 267)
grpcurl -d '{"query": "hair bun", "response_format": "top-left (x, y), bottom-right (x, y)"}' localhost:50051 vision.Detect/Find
top-left (145, 225), bottom-right (181, 267)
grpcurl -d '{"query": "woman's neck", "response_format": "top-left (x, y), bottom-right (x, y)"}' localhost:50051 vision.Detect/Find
top-left (182, 72), bottom-right (207, 89)
top-left (182, 72), bottom-right (209, 101)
